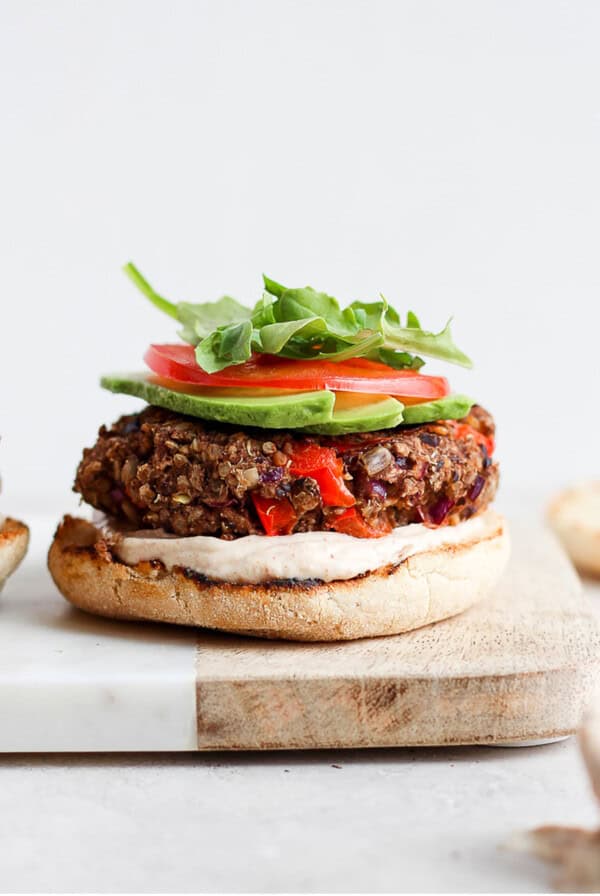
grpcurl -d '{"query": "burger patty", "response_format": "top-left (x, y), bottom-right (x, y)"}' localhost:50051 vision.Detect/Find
top-left (75, 405), bottom-right (499, 539)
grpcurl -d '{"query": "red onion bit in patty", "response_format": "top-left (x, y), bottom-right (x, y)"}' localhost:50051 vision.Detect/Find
top-left (367, 480), bottom-right (388, 501)
top-left (260, 467), bottom-right (284, 484)
top-left (469, 475), bottom-right (486, 501)
top-left (429, 497), bottom-right (455, 525)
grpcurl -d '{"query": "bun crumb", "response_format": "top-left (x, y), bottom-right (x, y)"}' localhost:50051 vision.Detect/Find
top-left (0, 518), bottom-right (29, 588)
top-left (548, 483), bottom-right (600, 577)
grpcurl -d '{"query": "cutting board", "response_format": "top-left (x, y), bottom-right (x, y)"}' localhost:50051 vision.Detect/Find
top-left (1, 515), bottom-right (599, 751)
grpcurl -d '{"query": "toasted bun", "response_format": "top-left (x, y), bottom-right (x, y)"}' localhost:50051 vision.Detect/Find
top-left (548, 483), bottom-right (600, 577)
top-left (48, 512), bottom-right (509, 641)
top-left (0, 518), bottom-right (29, 588)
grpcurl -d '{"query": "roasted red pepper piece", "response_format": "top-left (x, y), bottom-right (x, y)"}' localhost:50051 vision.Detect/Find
top-left (449, 422), bottom-right (495, 456)
top-left (289, 444), bottom-right (355, 508)
top-left (327, 507), bottom-right (391, 538)
top-left (252, 494), bottom-right (297, 536)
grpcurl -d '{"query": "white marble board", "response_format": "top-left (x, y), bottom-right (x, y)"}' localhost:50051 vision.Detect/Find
top-left (1, 514), bottom-right (599, 752)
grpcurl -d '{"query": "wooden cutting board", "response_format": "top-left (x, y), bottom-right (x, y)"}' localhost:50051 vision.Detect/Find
top-left (1, 517), bottom-right (599, 751)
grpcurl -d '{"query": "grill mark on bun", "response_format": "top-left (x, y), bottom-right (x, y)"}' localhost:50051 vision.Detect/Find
top-left (47, 514), bottom-right (510, 641)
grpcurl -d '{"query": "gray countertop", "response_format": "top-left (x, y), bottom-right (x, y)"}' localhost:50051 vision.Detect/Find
top-left (0, 738), bottom-right (597, 892)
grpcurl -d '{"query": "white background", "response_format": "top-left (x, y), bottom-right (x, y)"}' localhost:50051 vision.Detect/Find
top-left (1, 0), bottom-right (599, 515)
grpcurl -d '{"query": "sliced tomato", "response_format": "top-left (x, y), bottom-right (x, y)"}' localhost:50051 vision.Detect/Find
top-left (144, 344), bottom-right (449, 404)
top-left (327, 508), bottom-right (392, 538)
top-left (251, 494), bottom-right (297, 536)
top-left (289, 444), bottom-right (355, 508)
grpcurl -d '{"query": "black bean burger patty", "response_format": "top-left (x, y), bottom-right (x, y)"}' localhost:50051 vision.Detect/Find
top-left (74, 405), bottom-right (499, 538)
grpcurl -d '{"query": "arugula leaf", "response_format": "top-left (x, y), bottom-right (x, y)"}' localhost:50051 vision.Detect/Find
top-left (196, 319), bottom-right (253, 373)
top-left (125, 263), bottom-right (473, 373)
top-left (124, 262), bottom-right (178, 320)
top-left (259, 317), bottom-right (327, 354)
top-left (382, 315), bottom-right (472, 367)
top-left (376, 348), bottom-right (425, 370)
top-left (178, 296), bottom-right (251, 344)
top-left (262, 276), bottom-right (286, 299)
top-left (251, 293), bottom-right (277, 328)
top-left (264, 278), bottom-right (360, 337)
top-left (124, 262), bottom-right (251, 346)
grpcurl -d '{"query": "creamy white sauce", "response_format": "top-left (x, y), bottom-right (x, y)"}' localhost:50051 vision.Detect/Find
top-left (100, 510), bottom-right (499, 584)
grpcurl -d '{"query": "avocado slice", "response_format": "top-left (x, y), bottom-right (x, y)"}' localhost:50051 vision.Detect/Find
top-left (101, 374), bottom-right (336, 429)
top-left (101, 375), bottom-right (473, 434)
top-left (401, 394), bottom-right (473, 424)
top-left (300, 394), bottom-right (404, 435)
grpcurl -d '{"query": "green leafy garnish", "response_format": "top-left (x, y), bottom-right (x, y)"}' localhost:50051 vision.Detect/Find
top-left (179, 297), bottom-right (252, 344)
top-left (124, 263), bottom-right (472, 374)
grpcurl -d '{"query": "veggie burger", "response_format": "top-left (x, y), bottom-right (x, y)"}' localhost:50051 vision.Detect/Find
top-left (48, 266), bottom-right (509, 640)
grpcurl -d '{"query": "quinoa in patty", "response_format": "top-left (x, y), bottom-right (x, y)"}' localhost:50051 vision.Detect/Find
top-left (74, 405), bottom-right (499, 539)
